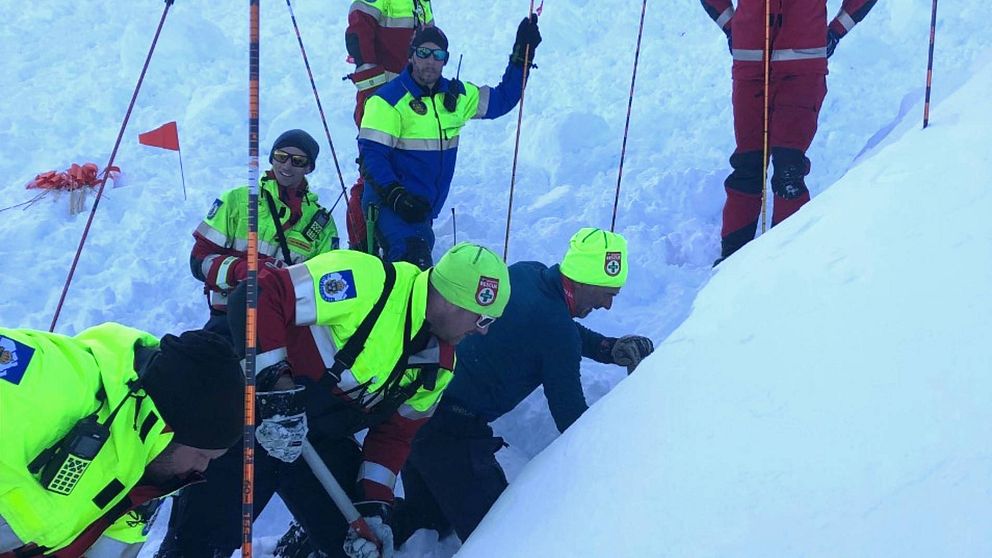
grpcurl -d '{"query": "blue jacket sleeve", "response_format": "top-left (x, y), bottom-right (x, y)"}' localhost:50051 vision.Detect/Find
top-left (540, 322), bottom-right (589, 432)
top-left (473, 62), bottom-right (525, 120)
top-left (357, 95), bottom-right (402, 199)
top-left (575, 322), bottom-right (616, 364)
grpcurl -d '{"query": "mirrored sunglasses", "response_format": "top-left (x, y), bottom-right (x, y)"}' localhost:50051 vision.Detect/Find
top-left (413, 46), bottom-right (449, 62)
top-left (476, 315), bottom-right (497, 329)
top-left (272, 150), bottom-right (310, 168)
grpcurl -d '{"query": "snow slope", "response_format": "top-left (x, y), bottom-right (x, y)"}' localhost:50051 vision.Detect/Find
top-left (0, 0), bottom-right (989, 557)
top-left (458, 56), bottom-right (992, 558)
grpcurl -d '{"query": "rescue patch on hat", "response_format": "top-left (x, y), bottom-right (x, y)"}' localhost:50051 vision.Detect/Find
top-left (0, 335), bottom-right (34, 386)
top-left (475, 276), bottom-right (499, 307)
top-left (605, 251), bottom-right (622, 277)
top-left (207, 199), bottom-right (223, 220)
top-left (319, 270), bottom-right (358, 303)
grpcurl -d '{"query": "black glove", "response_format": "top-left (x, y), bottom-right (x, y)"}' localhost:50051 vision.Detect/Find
top-left (383, 183), bottom-right (432, 223)
top-left (826, 29), bottom-right (842, 59)
top-left (611, 335), bottom-right (654, 374)
top-left (510, 14), bottom-right (542, 67)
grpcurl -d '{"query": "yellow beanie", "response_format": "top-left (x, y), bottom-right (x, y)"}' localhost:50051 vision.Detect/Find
top-left (559, 228), bottom-right (628, 287)
top-left (428, 243), bottom-right (511, 317)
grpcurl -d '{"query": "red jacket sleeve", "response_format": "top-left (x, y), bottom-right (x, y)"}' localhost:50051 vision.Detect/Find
top-left (190, 232), bottom-right (248, 292)
top-left (699, 0), bottom-right (735, 32)
top-left (357, 412), bottom-right (431, 503)
top-left (830, 0), bottom-right (878, 37)
top-left (346, 7), bottom-right (382, 71)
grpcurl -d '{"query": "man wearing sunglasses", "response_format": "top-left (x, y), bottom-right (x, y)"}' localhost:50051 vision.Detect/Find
top-left (358, 17), bottom-right (542, 269)
top-left (392, 228), bottom-right (655, 545)
top-left (344, 0), bottom-right (436, 253)
top-left (188, 129), bottom-right (340, 338)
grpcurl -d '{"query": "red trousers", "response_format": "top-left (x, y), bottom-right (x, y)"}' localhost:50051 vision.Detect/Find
top-left (720, 72), bottom-right (827, 258)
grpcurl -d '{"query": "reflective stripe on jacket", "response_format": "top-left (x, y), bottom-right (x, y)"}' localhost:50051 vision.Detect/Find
top-left (357, 64), bottom-right (524, 218)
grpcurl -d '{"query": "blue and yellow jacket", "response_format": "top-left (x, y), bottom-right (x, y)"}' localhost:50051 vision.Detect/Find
top-left (357, 61), bottom-right (525, 218)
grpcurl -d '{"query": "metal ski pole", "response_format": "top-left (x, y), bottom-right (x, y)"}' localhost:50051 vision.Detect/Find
top-left (759, 0), bottom-right (771, 234)
top-left (609, 0), bottom-right (648, 232)
top-left (923, 0), bottom-right (938, 129)
top-left (502, 0), bottom-right (537, 262)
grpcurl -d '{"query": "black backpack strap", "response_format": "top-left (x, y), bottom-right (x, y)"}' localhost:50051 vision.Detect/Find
top-left (327, 260), bottom-right (397, 379)
top-left (262, 188), bottom-right (295, 264)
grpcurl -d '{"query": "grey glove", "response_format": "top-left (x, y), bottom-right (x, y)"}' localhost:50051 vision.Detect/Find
top-left (612, 335), bottom-right (654, 373)
top-left (256, 384), bottom-right (308, 463)
top-left (343, 516), bottom-right (394, 558)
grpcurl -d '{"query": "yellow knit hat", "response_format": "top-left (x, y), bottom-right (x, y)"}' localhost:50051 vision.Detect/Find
top-left (429, 243), bottom-right (511, 317)
top-left (560, 228), bottom-right (628, 287)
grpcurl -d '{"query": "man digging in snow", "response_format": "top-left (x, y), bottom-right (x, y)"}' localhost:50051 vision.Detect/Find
top-left (391, 227), bottom-right (655, 544)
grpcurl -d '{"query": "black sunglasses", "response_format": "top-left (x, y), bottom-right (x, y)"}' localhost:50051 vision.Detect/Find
top-left (272, 150), bottom-right (310, 168)
top-left (412, 46), bottom-right (449, 62)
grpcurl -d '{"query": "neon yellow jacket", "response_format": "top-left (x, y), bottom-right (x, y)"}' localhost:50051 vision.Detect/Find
top-left (192, 174), bottom-right (339, 311)
top-left (254, 250), bottom-right (454, 502)
top-left (0, 324), bottom-right (174, 555)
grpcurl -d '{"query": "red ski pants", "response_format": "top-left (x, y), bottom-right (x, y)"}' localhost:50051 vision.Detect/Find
top-left (720, 73), bottom-right (827, 257)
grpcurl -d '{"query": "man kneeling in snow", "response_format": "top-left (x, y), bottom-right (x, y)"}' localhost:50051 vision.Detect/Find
top-left (391, 227), bottom-right (655, 544)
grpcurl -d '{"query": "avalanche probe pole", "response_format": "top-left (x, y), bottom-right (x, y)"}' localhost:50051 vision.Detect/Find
top-left (609, 0), bottom-right (648, 232)
top-left (284, 0), bottom-right (349, 210)
top-left (301, 441), bottom-right (382, 548)
top-left (759, 0), bottom-right (771, 234)
top-left (922, 0), bottom-right (938, 129)
top-left (502, 0), bottom-right (537, 262)
top-left (241, 1), bottom-right (260, 556)
top-left (49, 0), bottom-right (175, 332)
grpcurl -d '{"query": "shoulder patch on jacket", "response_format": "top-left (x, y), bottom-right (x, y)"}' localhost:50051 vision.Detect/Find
top-left (0, 335), bottom-right (34, 385)
top-left (319, 270), bottom-right (358, 303)
top-left (206, 199), bottom-right (223, 219)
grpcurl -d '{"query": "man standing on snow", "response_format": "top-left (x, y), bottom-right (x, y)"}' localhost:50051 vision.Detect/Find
top-left (391, 228), bottom-right (655, 543)
top-left (0, 324), bottom-right (244, 558)
top-left (701, 0), bottom-right (876, 263)
top-left (190, 129), bottom-right (339, 337)
top-left (157, 243), bottom-right (510, 558)
top-left (358, 18), bottom-right (541, 268)
top-left (344, 0), bottom-right (436, 253)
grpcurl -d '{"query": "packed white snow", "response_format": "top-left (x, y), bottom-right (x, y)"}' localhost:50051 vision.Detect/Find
top-left (0, 1), bottom-right (989, 557)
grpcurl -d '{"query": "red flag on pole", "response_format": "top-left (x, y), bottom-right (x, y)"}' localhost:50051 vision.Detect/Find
top-left (138, 121), bottom-right (180, 151)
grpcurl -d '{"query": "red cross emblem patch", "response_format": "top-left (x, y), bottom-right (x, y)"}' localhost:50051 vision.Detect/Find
top-left (605, 252), bottom-right (622, 277)
top-left (476, 276), bottom-right (499, 306)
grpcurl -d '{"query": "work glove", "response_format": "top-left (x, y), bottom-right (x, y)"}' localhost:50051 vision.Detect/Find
top-left (611, 335), bottom-right (655, 373)
top-left (383, 183), bottom-right (432, 223)
top-left (826, 29), bottom-right (842, 59)
top-left (343, 509), bottom-right (394, 558)
top-left (256, 369), bottom-right (308, 463)
top-left (510, 14), bottom-right (542, 67)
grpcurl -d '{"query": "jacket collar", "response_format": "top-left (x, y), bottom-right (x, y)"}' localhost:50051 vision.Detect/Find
top-left (399, 66), bottom-right (451, 98)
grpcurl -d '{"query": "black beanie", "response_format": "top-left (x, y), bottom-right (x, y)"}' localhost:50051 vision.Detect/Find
top-left (142, 330), bottom-right (245, 450)
top-left (270, 129), bottom-right (320, 171)
top-left (410, 26), bottom-right (449, 51)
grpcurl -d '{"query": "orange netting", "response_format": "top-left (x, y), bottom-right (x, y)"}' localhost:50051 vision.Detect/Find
top-left (26, 163), bottom-right (121, 191)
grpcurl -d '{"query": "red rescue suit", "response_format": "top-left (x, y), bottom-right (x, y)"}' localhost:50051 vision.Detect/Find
top-left (701, 0), bottom-right (876, 259)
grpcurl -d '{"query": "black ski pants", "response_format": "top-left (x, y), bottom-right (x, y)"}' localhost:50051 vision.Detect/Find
top-left (153, 428), bottom-right (361, 558)
top-left (393, 403), bottom-right (508, 543)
